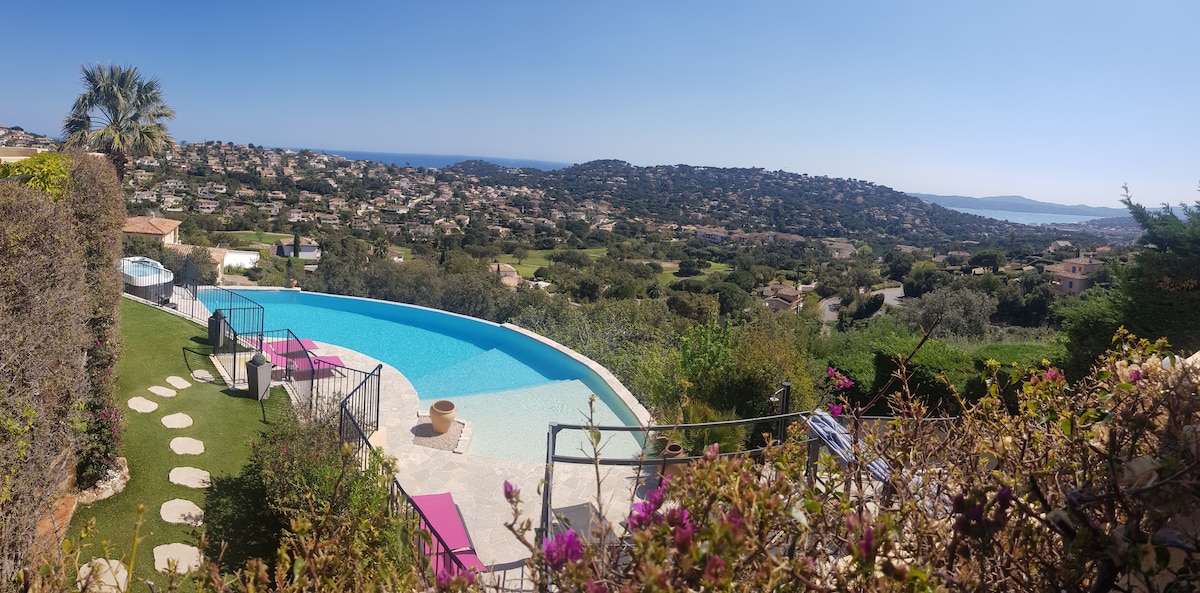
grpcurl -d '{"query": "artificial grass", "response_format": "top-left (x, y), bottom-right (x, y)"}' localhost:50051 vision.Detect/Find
top-left (68, 299), bottom-right (290, 588)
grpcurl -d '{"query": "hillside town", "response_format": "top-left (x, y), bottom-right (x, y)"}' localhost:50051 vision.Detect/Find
top-left (1, 125), bottom-right (1120, 304)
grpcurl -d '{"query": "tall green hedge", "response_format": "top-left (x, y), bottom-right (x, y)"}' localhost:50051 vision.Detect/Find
top-left (0, 179), bottom-right (90, 581)
top-left (61, 154), bottom-right (128, 487)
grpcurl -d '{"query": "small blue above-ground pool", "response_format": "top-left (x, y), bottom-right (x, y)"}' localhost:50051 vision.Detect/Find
top-left (210, 289), bottom-right (645, 462)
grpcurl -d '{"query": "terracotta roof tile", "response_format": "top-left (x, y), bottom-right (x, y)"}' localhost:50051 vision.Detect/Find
top-left (122, 216), bottom-right (181, 236)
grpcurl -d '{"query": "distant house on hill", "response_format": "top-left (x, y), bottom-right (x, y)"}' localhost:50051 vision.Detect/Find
top-left (489, 262), bottom-right (522, 290)
top-left (166, 243), bottom-right (227, 284)
top-left (122, 216), bottom-right (181, 245)
top-left (824, 241), bottom-right (857, 260)
top-left (1046, 240), bottom-right (1073, 254)
top-left (275, 237), bottom-right (321, 260)
top-left (1046, 255), bottom-right (1105, 295)
top-left (756, 283), bottom-right (806, 312)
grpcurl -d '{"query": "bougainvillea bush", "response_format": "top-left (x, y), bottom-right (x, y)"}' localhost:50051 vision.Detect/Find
top-left (497, 331), bottom-right (1200, 593)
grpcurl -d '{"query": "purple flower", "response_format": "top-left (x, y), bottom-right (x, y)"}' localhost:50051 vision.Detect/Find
top-left (628, 486), bottom-right (665, 530)
top-left (702, 555), bottom-right (726, 583)
top-left (503, 480), bottom-right (518, 503)
top-left (668, 508), bottom-right (696, 550)
top-left (723, 506), bottom-right (745, 536)
top-left (859, 526), bottom-right (875, 558)
top-left (543, 530), bottom-right (584, 570)
top-left (1130, 369), bottom-right (1142, 382)
top-left (704, 442), bottom-right (720, 460)
top-left (646, 484), bottom-right (665, 511)
top-left (828, 403), bottom-right (843, 417)
top-left (828, 366), bottom-right (837, 378)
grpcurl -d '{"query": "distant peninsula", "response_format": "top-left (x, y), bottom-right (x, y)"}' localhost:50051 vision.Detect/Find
top-left (909, 193), bottom-right (1129, 218)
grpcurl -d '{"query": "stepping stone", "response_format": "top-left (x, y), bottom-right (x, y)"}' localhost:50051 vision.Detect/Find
top-left (148, 385), bottom-right (177, 398)
top-left (160, 499), bottom-right (203, 526)
top-left (77, 558), bottom-right (128, 592)
top-left (169, 467), bottom-right (211, 488)
top-left (153, 543), bottom-right (201, 574)
top-left (127, 396), bottom-right (158, 413)
top-left (191, 369), bottom-right (214, 382)
top-left (170, 437), bottom-right (204, 455)
top-left (161, 413), bottom-right (193, 429)
top-left (166, 376), bottom-right (192, 389)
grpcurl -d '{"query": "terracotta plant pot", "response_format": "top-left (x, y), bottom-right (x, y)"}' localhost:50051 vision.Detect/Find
top-left (429, 400), bottom-right (456, 434)
top-left (661, 442), bottom-right (687, 481)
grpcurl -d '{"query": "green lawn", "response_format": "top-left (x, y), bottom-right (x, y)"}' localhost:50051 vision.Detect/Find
top-left (491, 247), bottom-right (733, 286)
top-left (655, 261), bottom-right (730, 285)
top-left (69, 300), bottom-right (289, 587)
top-left (227, 230), bottom-right (292, 244)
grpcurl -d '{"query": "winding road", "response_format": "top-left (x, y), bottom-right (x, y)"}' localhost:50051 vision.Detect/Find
top-left (818, 286), bottom-right (905, 325)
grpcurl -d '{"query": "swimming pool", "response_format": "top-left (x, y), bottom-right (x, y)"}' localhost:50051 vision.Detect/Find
top-left (209, 289), bottom-right (645, 461)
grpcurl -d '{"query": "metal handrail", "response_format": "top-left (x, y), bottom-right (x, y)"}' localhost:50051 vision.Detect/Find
top-left (338, 395), bottom-right (471, 576)
top-left (539, 403), bottom-right (961, 543)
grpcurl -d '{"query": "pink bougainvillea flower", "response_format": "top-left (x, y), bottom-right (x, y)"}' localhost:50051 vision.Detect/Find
top-left (503, 480), bottom-right (518, 503)
top-left (704, 442), bottom-right (720, 460)
top-left (543, 529), bottom-right (584, 570)
top-left (828, 404), bottom-right (843, 417)
top-left (702, 555), bottom-right (727, 583)
top-left (828, 366), bottom-right (837, 378)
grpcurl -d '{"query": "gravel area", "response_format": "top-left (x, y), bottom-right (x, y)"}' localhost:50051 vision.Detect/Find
top-left (411, 418), bottom-right (463, 452)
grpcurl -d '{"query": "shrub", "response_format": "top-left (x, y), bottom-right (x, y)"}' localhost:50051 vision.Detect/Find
top-left (241, 415), bottom-right (409, 575)
top-left (497, 331), bottom-right (1200, 592)
top-left (0, 151), bottom-right (73, 198)
top-left (0, 181), bottom-right (90, 582)
top-left (62, 153), bottom-right (127, 488)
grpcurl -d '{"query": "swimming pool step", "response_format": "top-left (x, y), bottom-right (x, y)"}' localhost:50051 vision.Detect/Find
top-left (433, 380), bottom-right (647, 462)
top-left (412, 348), bottom-right (551, 400)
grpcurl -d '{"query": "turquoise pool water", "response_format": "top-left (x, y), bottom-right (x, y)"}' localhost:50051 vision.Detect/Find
top-left (206, 289), bottom-right (644, 461)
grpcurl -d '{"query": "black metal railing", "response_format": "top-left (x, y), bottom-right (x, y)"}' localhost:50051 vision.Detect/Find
top-left (336, 383), bottom-right (473, 579)
top-left (123, 265), bottom-right (464, 581)
top-left (538, 408), bottom-right (816, 542)
top-left (335, 363), bottom-right (383, 464)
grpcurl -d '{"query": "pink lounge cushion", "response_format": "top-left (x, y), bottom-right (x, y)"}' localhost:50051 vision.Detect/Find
top-left (408, 492), bottom-right (487, 573)
top-left (264, 338), bottom-right (317, 358)
top-left (410, 493), bottom-right (472, 551)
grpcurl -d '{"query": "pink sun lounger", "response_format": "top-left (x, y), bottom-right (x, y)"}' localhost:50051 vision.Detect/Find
top-left (409, 493), bottom-right (486, 574)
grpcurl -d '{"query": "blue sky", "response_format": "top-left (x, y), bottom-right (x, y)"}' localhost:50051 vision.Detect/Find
top-left (4, 1), bottom-right (1197, 207)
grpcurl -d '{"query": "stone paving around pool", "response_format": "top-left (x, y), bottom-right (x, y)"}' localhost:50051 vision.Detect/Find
top-left (313, 343), bottom-right (653, 576)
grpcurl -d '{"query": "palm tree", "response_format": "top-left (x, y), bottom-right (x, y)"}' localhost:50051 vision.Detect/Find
top-left (62, 63), bottom-right (176, 181)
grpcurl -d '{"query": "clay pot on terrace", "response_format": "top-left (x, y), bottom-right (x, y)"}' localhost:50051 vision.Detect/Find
top-left (429, 400), bottom-right (456, 434)
top-left (661, 442), bottom-right (687, 482)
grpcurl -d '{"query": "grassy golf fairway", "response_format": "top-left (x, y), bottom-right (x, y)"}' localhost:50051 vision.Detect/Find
top-left (69, 299), bottom-right (290, 587)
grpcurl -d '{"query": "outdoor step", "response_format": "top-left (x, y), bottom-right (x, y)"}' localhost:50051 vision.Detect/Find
top-left (148, 385), bottom-right (177, 398)
top-left (161, 413), bottom-right (193, 429)
top-left (127, 396), bottom-right (158, 413)
top-left (160, 499), bottom-right (203, 526)
top-left (170, 437), bottom-right (204, 455)
top-left (169, 467), bottom-right (211, 488)
top-left (413, 348), bottom-right (548, 398)
top-left (153, 543), bottom-right (201, 574)
top-left (76, 558), bottom-right (128, 592)
top-left (165, 376), bottom-right (192, 389)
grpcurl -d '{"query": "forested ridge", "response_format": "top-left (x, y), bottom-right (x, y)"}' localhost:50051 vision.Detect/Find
top-left (451, 159), bottom-right (1077, 246)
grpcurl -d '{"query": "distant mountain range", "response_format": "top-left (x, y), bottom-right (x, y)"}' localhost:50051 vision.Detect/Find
top-left (908, 193), bottom-right (1130, 218)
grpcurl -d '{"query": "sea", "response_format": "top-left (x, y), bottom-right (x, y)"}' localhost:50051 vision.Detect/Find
top-left (947, 207), bottom-right (1107, 225)
top-left (307, 149), bottom-right (572, 171)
